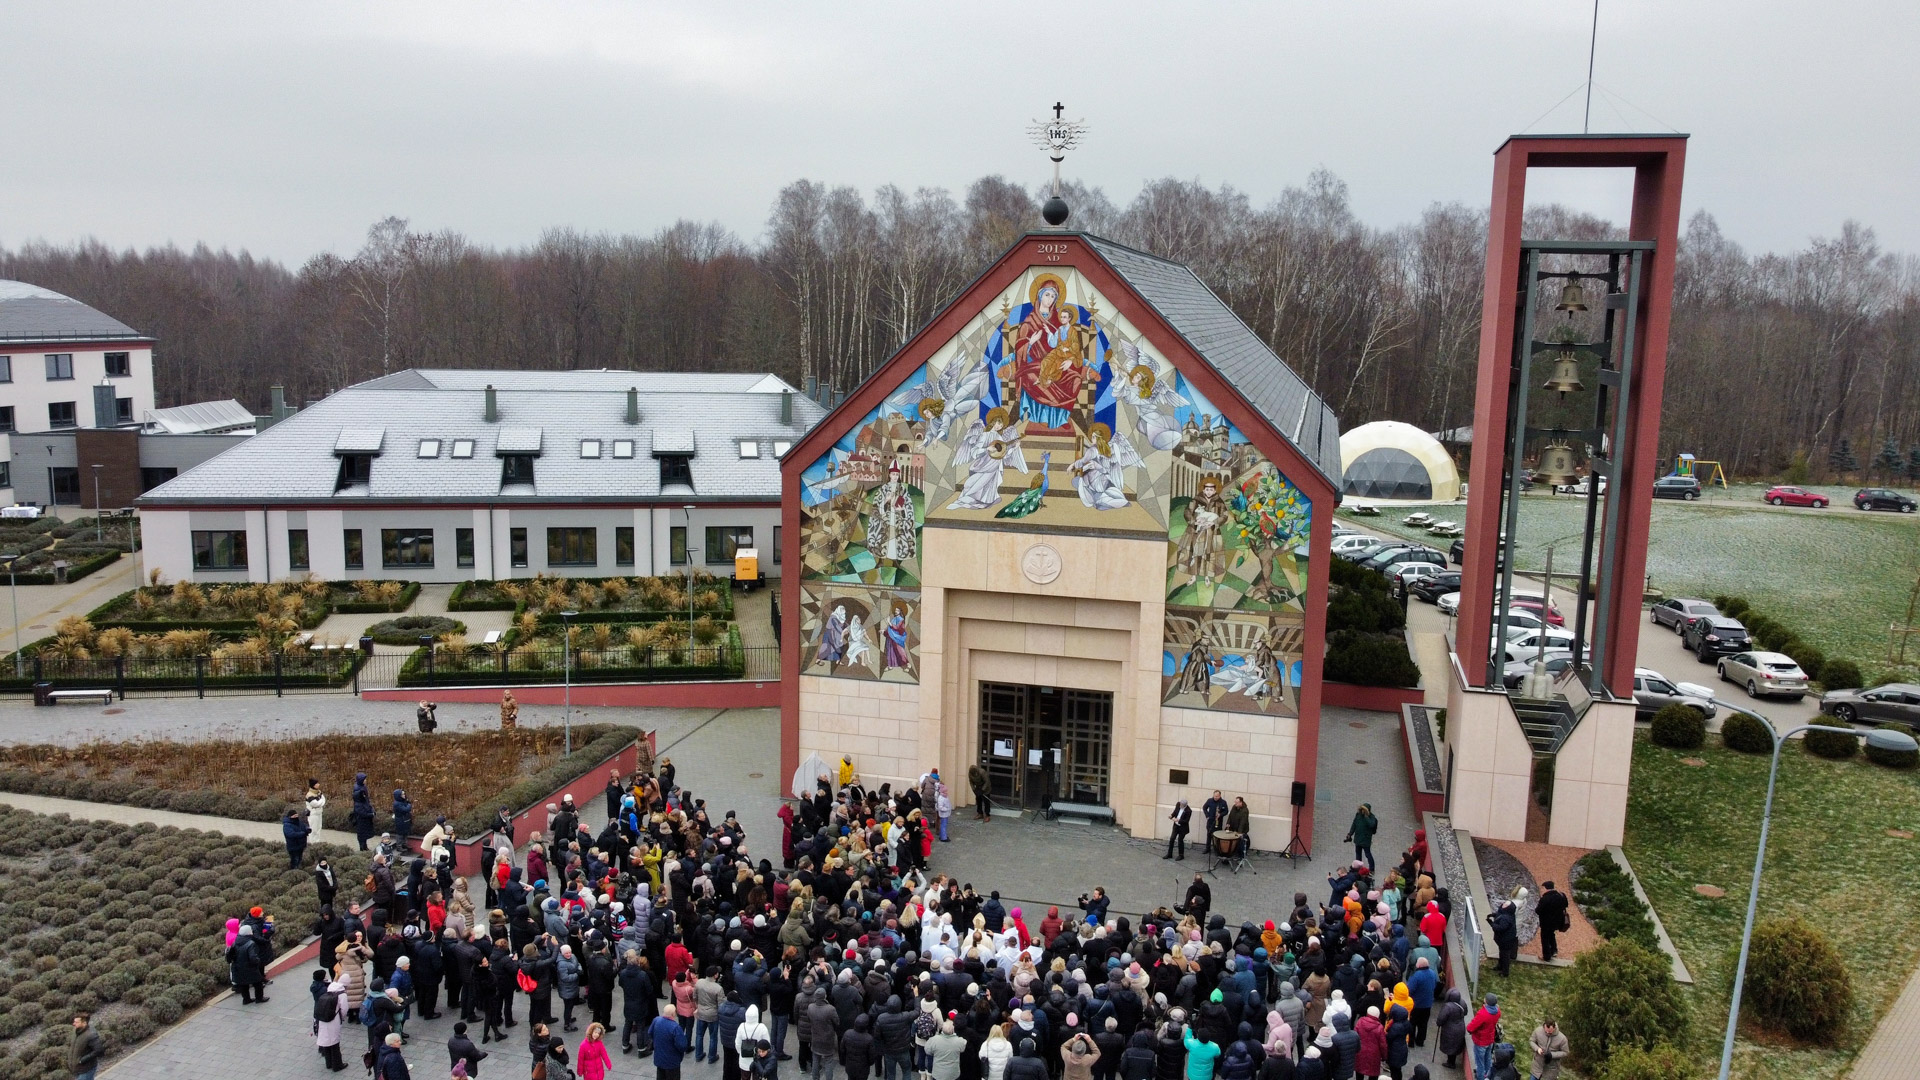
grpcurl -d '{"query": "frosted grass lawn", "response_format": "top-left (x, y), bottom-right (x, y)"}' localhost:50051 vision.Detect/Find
top-left (1349, 483), bottom-right (1920, 676)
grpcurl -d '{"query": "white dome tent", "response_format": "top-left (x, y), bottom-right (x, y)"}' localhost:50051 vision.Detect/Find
top-left (1339, 420), bottom-right (1462, 502)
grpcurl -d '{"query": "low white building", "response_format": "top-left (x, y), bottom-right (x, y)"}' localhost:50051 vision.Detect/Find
top-left (137, 368), bottom-right (824, 583)
top-left (0, 280), bottom-right (158, 505)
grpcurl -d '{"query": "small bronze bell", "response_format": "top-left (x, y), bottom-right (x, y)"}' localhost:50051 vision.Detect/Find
top-left (1536, 444), bottom-right (1580, 487)
top-left (1543, 348), bottom-right (1585, 395)
top-left (1556, 280), bottom-right (1588, 312)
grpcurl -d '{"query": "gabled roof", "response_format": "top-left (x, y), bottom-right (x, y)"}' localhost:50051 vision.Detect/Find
top-left (1082, 235), bottom-right (1342, 481)
top-left (140, 369), bottom-right (825, 506)
top-left (144, 399), bottom-right (257, 435)
top-left (0, 280), bottom-right (150, 343)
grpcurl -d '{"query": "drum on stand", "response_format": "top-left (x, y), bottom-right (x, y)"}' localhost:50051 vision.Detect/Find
top-left (1212, 830), bottom-right (1241, 857)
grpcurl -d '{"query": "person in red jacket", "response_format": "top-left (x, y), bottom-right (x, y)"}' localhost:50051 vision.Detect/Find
top-left (1039, 907), bottom-right (1065, 946)
top-left (1419, 901), bottom-right (1447, 948)
top-left (1353, 1006), bottom-right (1387, 1079)
top-left (1466, 995), bottom-right (1502, 1079)
top-left (666, 939), bottom-right (694, 983)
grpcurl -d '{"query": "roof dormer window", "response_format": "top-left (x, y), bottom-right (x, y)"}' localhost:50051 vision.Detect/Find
top-left (738, 440), bottom-right (760, 459)
top-left (501, 454), bottom-right (536, 486)
top-left (450, 439), bottom-right (474, 458)
top-left (418, 439), bottom-right (441, 458)
top-left (581, 439), bottom-right (602, 459)
top-left (611, 440), bottom-right (634, 459)
top-left (772, 440), bottom-right (792, 457)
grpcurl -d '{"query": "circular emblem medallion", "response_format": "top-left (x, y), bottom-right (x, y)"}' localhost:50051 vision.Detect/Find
top-left (1022, 544), bottom-right (1063, 584)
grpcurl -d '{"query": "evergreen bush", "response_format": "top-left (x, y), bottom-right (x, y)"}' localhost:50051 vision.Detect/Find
top-left (1719, 711), bottom-right (1774, 754)
top-left (1322, 629), bottom-right (1422, 687)
top-left (1779, 639), bottom-right (1824, 682)
top-left (1865, 740), bottom-right (1919, 769)
top-left (1570, 851), bottom-right (1661, 951)
top-left (1802, 727), bottom-right (1858, 759)
top-left (1555, 939), bottom-right (1690, 1069)
top-left (1649, 703), bottom-right (1706, 750)
top-left (1601, 1045), bottom-right (1697, 1080)
top-left (1717, 596), bottom-right (1749, 619)
top-left (1819, 659), bottom-right (1864, 690)
top-left (1738, 917), bottom-right (1852, 1043)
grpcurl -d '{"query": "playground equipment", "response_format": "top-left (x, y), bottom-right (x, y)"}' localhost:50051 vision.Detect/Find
top-left (1669, 453), bottom-right (1728, 488)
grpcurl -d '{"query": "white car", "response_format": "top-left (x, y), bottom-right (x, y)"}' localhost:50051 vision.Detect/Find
top-left (1385, 561), bottom-right (1445, 585)
top-left (1437, 592), bottom-right (1460, 615)
top-left (1501, 629), bottom-right (1583, 665)
top-left (1717, 651), bottom-right (1810, 701)
top-left (1332, 534), bottom-right (1381, 556)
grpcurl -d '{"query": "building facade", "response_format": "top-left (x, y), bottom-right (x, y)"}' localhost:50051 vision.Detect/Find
top-left (781, 234), bottom-right (1341, 851)
top-left (137, 369), bottom-right (823, 584)
top-left (0, 281), bottom-right (158, 507)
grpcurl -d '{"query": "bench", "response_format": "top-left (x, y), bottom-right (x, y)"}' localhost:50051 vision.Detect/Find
top-left (1044, 801), bottom-right (1116, 824)
top-left (48, 689), bottom-right (115, 706)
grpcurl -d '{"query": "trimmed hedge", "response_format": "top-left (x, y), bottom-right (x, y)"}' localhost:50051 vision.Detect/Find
top-left (1322, 629), bottom-right (1421, 688)
top-left (1865, 740), bottom-right (1919, 769)
top-left (364, 615), bottom-right (464, 645)
top-left (448, 580), bottom-right (522, 613)
top-left (1737, 916), bottom-right (1852, 1044)
top-left (1649, 703), bottom-right (1706, 749)
top-left (1820, 659), bottom-right (1864, 691)
top-left (1327, 557), bottom-right (1406, 634)
top-left (89, 587), bottom-right (331, 633)
top-left (1802, 727), bottom-right (1858, 759)
top-left (1780, 639), bottom-right (1825, 682)
top-left (1571, 849), bottom-right (1660, 951)
top-left (447, 724), bottom-right (643, 836)
top-left (329, 580), bottom-right (422, 614)
top-left (2, 549), bottom-right (121, 587)
top-left (1719, 710), bottom-right (1775, 754)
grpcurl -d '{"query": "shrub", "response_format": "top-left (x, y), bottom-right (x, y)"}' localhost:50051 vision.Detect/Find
top-left (1802, 727), bottom-right (1858, 759)
top-left (1322, 630), bottom-right (1422, 687)
top-left (1820, 659), bottom-right (1864, 691)
top-left (364, 615), bottom-right (465, 645)
top-left (1649, 704), bottom-right (1706, 750)
top-left (1601, 1045), bottom-right (1697, 1080)
top-left (1716, 596), bottom-right (1749, 620)
top-left (1865, 740), bottom-right (1920, 769)
top-left (1571, 851), bottom-right (1660, 951)
top-left (1555, 939), bottom-right (1689, 1069)
top-left (1735, 916), bottom-right (1851, 1043)
top-left (1779, 639), bottom-right (1825, 682)
top-left (1755, 622), bottom-right (1792, 652)
top-left (146, 992), bottom-right (183, 1024)
top-left (1720, 711), bottom-right (1774, 754)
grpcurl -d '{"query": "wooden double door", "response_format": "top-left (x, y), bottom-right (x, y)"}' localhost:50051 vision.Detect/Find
top-left (977, 682), bottom-right (1113, 810)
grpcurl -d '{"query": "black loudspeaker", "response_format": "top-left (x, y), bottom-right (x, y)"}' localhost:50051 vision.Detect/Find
top-left (1290, 781), bottom-right (1308, 807)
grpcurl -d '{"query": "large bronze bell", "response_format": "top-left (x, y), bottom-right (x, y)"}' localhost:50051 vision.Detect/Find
top-left (1556, 280), bottom-right (1588, 312)
top-left (1543, 349), bottom-right (1585, 395)
top-left (1536, 444), bottom-right (1581, 487)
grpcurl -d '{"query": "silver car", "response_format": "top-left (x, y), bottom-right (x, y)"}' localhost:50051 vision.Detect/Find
top-left (1650, 597), bottom-right (1719, 633)
top-left (1632, 668), bottom-right (1718, 719)
top-left (1716, 651), bottom-right (1809, 701)
top-left (1819, 683), bottom-right (1920, 729)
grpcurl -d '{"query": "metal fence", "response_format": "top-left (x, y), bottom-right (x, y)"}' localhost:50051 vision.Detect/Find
top-left (1458, 893), bottom-right (1484, 991)
top-left (0, 650), bottom-right (362, 697)
top-left (356, 643), bottom-right (783, 690)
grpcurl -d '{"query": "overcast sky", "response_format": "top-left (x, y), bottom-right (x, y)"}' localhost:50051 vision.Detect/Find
top-left (5, 1), bottom-right (1914, 264)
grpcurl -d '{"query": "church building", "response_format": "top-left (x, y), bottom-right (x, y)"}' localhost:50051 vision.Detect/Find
top-left (779, 233), bottom-right (1341, 851)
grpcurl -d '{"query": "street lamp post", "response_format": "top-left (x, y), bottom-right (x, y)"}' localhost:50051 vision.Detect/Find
top-left (683, 504), bottom-right (697, 653)
top-left (1717, 713), bottom-right (1920, 1080)
top-left (0, 554), bottom-right (17, 677)
top-left (90, 465), bottom-right (103, 542)
top-left (560, 610), bottom-right (579, 756)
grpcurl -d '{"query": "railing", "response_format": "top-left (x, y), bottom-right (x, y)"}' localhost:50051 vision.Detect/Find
top-left (0, 650), bottom-right (364, 697)
top-left (374, 642), bottom-right (784, 689)
top-left (1459, 893), bottom-right (1484, 991)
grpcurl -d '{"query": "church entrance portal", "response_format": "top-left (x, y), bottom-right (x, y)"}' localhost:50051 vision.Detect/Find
top-left (978, 682), bottom-right (1113, 811)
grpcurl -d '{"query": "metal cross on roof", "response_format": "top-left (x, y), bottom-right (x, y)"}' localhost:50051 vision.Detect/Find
top-left (1028, 103), bottom-right (1087, 201)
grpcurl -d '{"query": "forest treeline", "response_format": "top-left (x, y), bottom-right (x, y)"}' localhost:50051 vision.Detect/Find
top-left (3, 171), bottom-right (1916, 480)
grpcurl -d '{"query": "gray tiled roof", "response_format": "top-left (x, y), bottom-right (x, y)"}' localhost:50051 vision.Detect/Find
top-left (361, 369), bottom-right (785, 394)
top-left (139, 370), bottom-right (825, 506)
top-left (144, 399), bottom-right (257, 434)
top-left (0, 280), bottom-right (149, 343)
top-left (1082, 236), bottom-right (1343, 486)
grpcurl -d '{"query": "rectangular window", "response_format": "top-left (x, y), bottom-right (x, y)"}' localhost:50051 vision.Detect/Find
top-left (547, 527), bottom-right (597, 566)
top-left (773, 525), bottom-right (781, 565)
top-left (104, 352), bottom-right (131, 377)
top-left (287, 529), bottom-right (310, 570)
top-left (418, 439), bottom-right (440, 458)
top-left (191, 530), bottom-right (248, 570)
top-left (615, 526), bottom-right (635, 566)
top-left (343, 529), bottom-right (364, 570)
top-left (705, 525), bottom-right (752, 564)
top-left (611, 440), bottom-right (634, 459)
top-left (116, 397), bottom-right (133, 423)
top-left (336, 454), bottom-right (371, 490)
top-left (0, 356), bottom-right (11, 382)
top-left (44, 354), bottom-right (73, 380)
top-left (381, 528), bottom-right (435, 568)
top-left (0, 407), bottom-right (13, 432)
top-left (456, 528), bottom-right (475, 568)
top-left (580, 439), bottom-right (601, 458)
top-left (738, 439), bottom-right (759, 459)
top-left (669, 526), bottom-right (687, 566)
top-left (509, 528), bottom-right (528, 567)
top-left (501, 454), bottom-right (535, 485)
top-left (659, 455), bottom-right (692, 487)
top-left (449, 439), bottom-right (474, 459)
top-left (48, 402), bottom-right (76, 428)
top-left (0, 461), bottom-right (11, 489)
top-left (49, 467), bottom-right (80, 505)
top-left (773, 440), bottom-right (792, 457)
top-left (139, 466), bottom-right (177, 491)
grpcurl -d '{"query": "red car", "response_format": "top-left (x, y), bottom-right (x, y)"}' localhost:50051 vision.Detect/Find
top-left (1511, 597), bottom-right (1565, 626)
top-left (1764, 485), bottom-right (1828, 508)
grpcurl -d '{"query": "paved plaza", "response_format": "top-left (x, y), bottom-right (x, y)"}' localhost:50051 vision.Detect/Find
top-left (0, 684), bottom-right (1440, 1078)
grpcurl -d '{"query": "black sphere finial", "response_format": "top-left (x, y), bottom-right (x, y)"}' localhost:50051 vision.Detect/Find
top-left (1042, 195), bottom-right (1070, 227)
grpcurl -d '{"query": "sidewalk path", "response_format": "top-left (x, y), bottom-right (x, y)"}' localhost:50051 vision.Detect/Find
top-left (0, 790), bottom-right (363, 847)
top-left (1852, 961), bottom-right (1920, 1079)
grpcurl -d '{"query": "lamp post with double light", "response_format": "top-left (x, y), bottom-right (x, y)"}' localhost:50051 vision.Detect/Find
top-left (560, 610), bottom-right (579, 756)
top-left (0, 553), bottom-right (18, 677)
top-left (1717, 716), bottom-right (1919, 1079)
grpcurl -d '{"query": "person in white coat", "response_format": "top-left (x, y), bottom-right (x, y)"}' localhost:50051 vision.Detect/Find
top-left (315, 975), bottom-right (348, 1072)
top-left (979, 1025), bottom-right (1013, 1080)
top-left (305, 780), bottom-right (327, 832)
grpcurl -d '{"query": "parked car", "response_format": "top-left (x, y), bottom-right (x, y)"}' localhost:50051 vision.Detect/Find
top-left (1763, 485), bottom-right (1828, 508)
top-left (1820, 683), bottom-right (1920, 727)
top-left (1558, 475), bottom-right (1608, 496)
top-left (1385, 561), bottom-right (1446, 587)
top-left (1652, 476), bottom-right (1702, 500)
top-left (1409, 570), bottom-right (1461, 603)
top-left (1509, 596), bottom-right (1565, 627)
top-left (1650, 597), bottom-right (1719, 632)
top-left (1332, 534), bottom-right (1383, 557)
top-left (1631, 668), bottom-right (1718, 719)
top-left (1500, 629), bottom-right (1582, 665)
top-left (1682, 614), bottom-right (1751, 661)
top-left (1716, 651), bottom-right (1810, 701)
top-left (1498, 610), bottom-right (1551, 637)
top-left (1360, 546), bottom-right (1445, 574)
top-left (1503, 653), bottom-right (1577, 689)
top-left (1854, 488), bottom-right (1916, 512)
top-left (1447, 536), bottom-right (1508, 568)
top-left (1437, 591), bottom-right (1460, 615)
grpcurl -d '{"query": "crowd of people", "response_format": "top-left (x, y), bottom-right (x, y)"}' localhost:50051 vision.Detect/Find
top-left (246, 747), bottom-right (1574, 1080)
